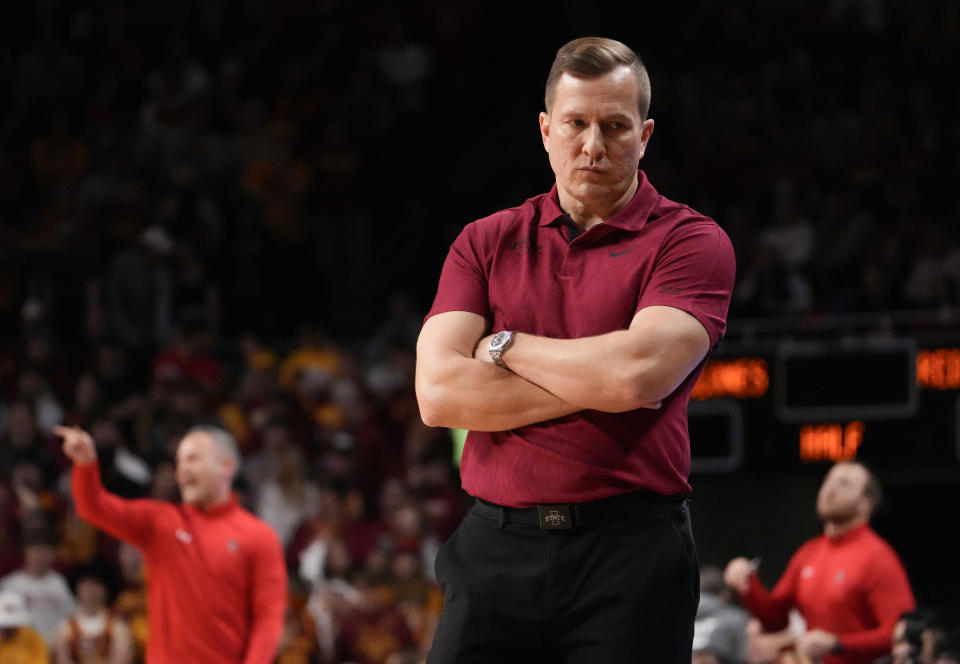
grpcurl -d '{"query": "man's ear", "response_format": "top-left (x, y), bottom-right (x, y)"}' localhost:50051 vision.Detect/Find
top-left (539, 112), bottom-right (551, 152)
top-left (637, 118), bottom-right (655, 160)
top-left (223, 455), bottom-right (238, 481)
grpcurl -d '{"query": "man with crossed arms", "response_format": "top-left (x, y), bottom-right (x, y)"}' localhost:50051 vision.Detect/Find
top-left (417, 36), bottom-right (735, 663)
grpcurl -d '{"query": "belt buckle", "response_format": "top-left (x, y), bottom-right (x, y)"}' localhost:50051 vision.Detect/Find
top-left (537, 504), bottom-right (574, 530)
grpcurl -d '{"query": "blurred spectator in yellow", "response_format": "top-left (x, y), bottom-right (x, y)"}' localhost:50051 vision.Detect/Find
top-left (0, 589), bottom-right (49, 664)
top-left (274, 578), bottom-right (319, 664)
top-left (279, 326), bottom-right (342, 394)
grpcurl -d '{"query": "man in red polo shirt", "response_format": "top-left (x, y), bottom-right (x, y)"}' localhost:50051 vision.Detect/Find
top-left (57, 425), bottom-right (287, 664)
top-left (416, 37), bottom-right (735, 663)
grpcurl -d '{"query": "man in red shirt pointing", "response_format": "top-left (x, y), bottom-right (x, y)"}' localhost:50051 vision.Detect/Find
top-left (725, 462), bottom-right (915, 664)
top-left (57, 425), bottom-right (287, 664)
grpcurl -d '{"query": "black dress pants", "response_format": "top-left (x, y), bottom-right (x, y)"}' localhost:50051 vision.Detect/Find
top-left (427, 495), bottom-right (700, 664)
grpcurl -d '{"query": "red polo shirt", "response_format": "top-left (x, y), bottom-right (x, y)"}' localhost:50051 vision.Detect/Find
top-left (426, 171), bottom-right (735, 506)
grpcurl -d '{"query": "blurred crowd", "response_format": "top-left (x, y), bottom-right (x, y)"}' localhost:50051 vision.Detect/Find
top-left (2, 0), bottom-right (960, 662)
top-left (1, 316), bottom-right (462, 663)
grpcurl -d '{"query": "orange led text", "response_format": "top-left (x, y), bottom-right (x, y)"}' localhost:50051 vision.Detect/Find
top-left (692, 358), bottom-right (770, 400)
top-left (799, 421), bottom-right (864, 462)
top-left (917, 348), bottom-right (960, 390)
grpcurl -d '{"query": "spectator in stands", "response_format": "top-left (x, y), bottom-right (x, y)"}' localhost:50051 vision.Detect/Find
top-left (889, 608), bottom-right (945, 664)
top-left (53, 570), bottom-right (134, 664)
top-left (274, 577), bottom-right (319, 664)
top-left (111, 543), bottom-right (147, 664)
top-left (725, 461), bottom-right (915, 663)
top-left (694, 564), bottom-right (750, 664)
top-left (105, 227), bottom-right (175, 350)
top-left (0, 402), bottom-right (58, 485)
top-left (255, 444), bottom-right (319, 548)
top-left (389, 547), bottom-right (442, 654)
top-left (934, 630), bottom-right (960, 664)
top-left (0, 590), bottom-right (49, 664)
top-left (334, 571), bottom-right (417, 664)
top-left (0, 527), bottom-right (76, 648)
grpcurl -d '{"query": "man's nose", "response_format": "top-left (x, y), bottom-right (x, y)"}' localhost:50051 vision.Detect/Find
top-left (582, 124), bottom-right (605, 161)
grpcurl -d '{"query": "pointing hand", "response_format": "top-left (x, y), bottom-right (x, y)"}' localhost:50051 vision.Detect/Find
top-left (55, 425), bottom-right (98, 465)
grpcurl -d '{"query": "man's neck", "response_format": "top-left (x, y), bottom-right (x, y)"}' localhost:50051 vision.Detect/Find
top-left (823, 516), bottom-right (868, 538)
top-left (79, 605), bottom-right (105, 618)
top-left (193, 488), bottom-right (233, 512)
top-left (557, 178), bottom-right (639, 231)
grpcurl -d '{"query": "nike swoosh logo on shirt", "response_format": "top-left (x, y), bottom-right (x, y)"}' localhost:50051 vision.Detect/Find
top-left (609, 249), bottom-right (636, 257)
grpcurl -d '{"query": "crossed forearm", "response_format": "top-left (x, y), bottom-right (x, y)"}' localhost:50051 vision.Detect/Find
top-left (497, 331), bottom-right (656, 412)
top-left (416, 353), bottom-right (581, 431)
top-left (489, 306), bottom-right (711, 412)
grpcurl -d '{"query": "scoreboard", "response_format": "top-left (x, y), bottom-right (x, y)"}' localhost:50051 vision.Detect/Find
top-left (689, 341), bottom-right (960, 473)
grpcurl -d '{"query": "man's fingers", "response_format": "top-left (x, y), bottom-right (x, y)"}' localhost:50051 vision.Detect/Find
top-left (53, 425), bottom-right (76, 438)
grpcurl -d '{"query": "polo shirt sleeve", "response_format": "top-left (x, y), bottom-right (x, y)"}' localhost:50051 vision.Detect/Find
top-left (835, 543), bottom-right (915, 658)
top-left (636, 220), bottom-right (736, 347)
top-left (243, 524), bottom-right (288, 664)
top-left (425, 222), bottom-right (492, 322)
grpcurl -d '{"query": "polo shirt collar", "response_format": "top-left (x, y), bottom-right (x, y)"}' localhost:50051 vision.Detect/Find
top-left (187, 494), bottom-right (240, 518)
top-left (539, 170), bottom-right (660, 231)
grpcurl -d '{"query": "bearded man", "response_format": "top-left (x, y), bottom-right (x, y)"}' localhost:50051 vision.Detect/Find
top-left (725, 462), bottom-right (915, 664)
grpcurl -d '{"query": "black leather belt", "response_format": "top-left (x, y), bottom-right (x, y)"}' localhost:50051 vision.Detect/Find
top-left (474, 490), bottom-right (685, 531)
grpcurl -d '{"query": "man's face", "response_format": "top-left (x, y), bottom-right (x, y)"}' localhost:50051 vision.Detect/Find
top-left (76, 579), bottom-right (106, 609)
top-left (23, 544), bottom-right (54, 574)
top-left (175, 432), bottom-right (232, 507)
top-left (539, 67), bottom-right (654, 214)
top-left (891, 619), bottom-right (910, 663)
top-left (816, 462), bottom-right (869, 523)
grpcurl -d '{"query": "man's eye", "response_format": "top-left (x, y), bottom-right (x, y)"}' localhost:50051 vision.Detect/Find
top-left (609, 122), bottom-right (625, 130)
top-left (570, 119), bottom-right (585, 127)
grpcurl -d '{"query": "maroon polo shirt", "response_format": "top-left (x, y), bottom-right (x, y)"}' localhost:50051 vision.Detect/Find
top-left (426, 171), bottom-right (735, 506)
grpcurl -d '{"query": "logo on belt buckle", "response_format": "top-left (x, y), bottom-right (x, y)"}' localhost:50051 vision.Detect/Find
top-left (537, 505), bottom-right (574, 530)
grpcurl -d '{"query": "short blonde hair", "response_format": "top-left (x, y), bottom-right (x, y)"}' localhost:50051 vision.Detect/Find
top-left (187, 425), bottom-right (241, 476)
top-left (545, 37), bottom-right (651, 119)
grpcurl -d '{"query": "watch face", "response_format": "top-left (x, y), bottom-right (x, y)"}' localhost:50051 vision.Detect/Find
top-left (490, 332), bottom-right (509, 348)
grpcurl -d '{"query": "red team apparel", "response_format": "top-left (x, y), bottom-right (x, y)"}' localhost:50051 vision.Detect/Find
top-left (71, 462), bottom-right (287, 664)
top-left (741, 524), bottom-right (915, 664)
top-left (427, 170), bottom-right (736, 506)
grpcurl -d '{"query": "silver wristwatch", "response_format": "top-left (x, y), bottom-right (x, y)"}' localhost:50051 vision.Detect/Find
top-left (488, 331), bottom-right (515, 369)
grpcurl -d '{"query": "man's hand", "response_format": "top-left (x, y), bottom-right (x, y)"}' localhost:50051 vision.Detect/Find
top-left (55, 425), bottom-right (98, 465)
top-left (745, 619), bottom-right (796, 664)
top-left (797, 628), bottom-right (839, 659)
top-left (724, 556), bottom-right (758, 594)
